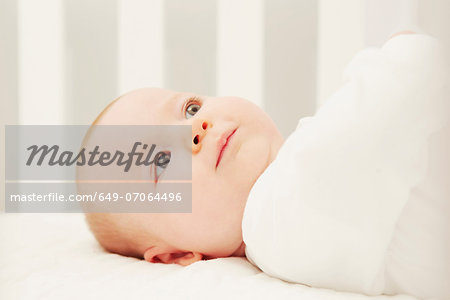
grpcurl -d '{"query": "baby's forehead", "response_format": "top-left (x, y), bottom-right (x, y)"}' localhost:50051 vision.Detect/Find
top-left (98, 88), bottom-right (178, 126)
top-left (90, 87), bottom-right (191, 153)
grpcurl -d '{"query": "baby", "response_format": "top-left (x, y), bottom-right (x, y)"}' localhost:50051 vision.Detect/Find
top-left (83, 87), bottom-right (285, 264)
top-left (82, 32), bottom-right (449, 299)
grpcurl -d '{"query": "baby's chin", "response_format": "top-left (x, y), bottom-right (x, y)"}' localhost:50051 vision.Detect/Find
top-left (231, 241), bottom-right (246, 257)
top-left (204, 241), bottom-right (246, 260)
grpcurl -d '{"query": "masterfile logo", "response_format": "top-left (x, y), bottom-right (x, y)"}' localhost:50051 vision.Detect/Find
top-left (5, 125), bottom-right (192, 213)
top-left (26, 142), bottom-right (171, 173)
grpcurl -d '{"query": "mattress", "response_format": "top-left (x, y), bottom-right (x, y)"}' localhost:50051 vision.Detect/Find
top-left (0, 213), bottom-right (419, 300)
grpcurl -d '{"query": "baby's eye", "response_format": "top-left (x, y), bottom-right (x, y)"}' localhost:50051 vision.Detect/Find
top-left (153, 151), bottom-right (171, 183)
top-left (155, 164), bottom-right (165, 181)
top-left (184, 98), bottom-right (201, 119)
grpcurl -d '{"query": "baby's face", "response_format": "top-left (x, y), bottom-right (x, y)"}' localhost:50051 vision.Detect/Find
top-left (97, 88), bottom-right (284, 263)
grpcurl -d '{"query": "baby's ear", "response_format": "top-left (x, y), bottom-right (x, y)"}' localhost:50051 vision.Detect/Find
top-left (143, 246), bottom-right (203, 266)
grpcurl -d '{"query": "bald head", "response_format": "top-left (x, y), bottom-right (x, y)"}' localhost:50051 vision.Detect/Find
top-left (95, 87), bottom-right (195, 126)
top-left (85, 213), bottom-right (157, 259)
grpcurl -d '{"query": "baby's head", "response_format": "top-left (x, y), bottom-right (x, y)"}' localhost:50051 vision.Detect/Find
top-left (84, 88), bottom-right (284, 265)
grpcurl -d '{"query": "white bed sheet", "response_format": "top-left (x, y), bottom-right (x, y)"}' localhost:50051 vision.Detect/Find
top-left (0, 214), bottom-right (420, 300)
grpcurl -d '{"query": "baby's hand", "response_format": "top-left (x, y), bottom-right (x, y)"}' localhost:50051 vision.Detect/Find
top-left (389, 30), bottom-right (416, 40)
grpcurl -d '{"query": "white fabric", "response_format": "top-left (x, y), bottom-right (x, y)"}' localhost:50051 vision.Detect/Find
top-left (0, 213), bottom-right (418, 300)
top-left (242, 34), bottom-right (450, 300)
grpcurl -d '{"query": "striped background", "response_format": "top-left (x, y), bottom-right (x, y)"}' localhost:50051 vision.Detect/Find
top-left (1, 0), bottom-right (449, 207)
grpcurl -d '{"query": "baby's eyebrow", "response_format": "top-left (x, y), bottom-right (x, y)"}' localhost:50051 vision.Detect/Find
top-left (163, 92), bottom-right (185, 120)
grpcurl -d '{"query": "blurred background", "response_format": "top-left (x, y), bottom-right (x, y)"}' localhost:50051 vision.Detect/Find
top-left (1, 0), bottom-right (449, 207)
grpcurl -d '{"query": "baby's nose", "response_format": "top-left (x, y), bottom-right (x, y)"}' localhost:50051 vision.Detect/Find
top-left (192, 119), bottom-right (212, 154)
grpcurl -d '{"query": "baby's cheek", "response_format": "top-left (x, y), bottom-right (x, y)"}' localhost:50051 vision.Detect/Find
top-left (234, 135), bottom-right (271, 185)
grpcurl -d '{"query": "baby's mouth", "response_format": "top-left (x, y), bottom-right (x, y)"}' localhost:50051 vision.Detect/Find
top-left (216, 128), bottom-right (237, 168)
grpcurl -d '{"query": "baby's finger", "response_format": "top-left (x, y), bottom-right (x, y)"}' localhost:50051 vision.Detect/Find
top-left (389, 30), bottom-right (416, 39)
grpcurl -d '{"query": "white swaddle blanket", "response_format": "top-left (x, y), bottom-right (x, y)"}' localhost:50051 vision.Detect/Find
top-left (242, 34), bottom-right (450, 300)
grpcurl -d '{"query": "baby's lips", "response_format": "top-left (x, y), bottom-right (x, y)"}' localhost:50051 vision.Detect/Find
top-left (215, 128), bottom-right (237, 168)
